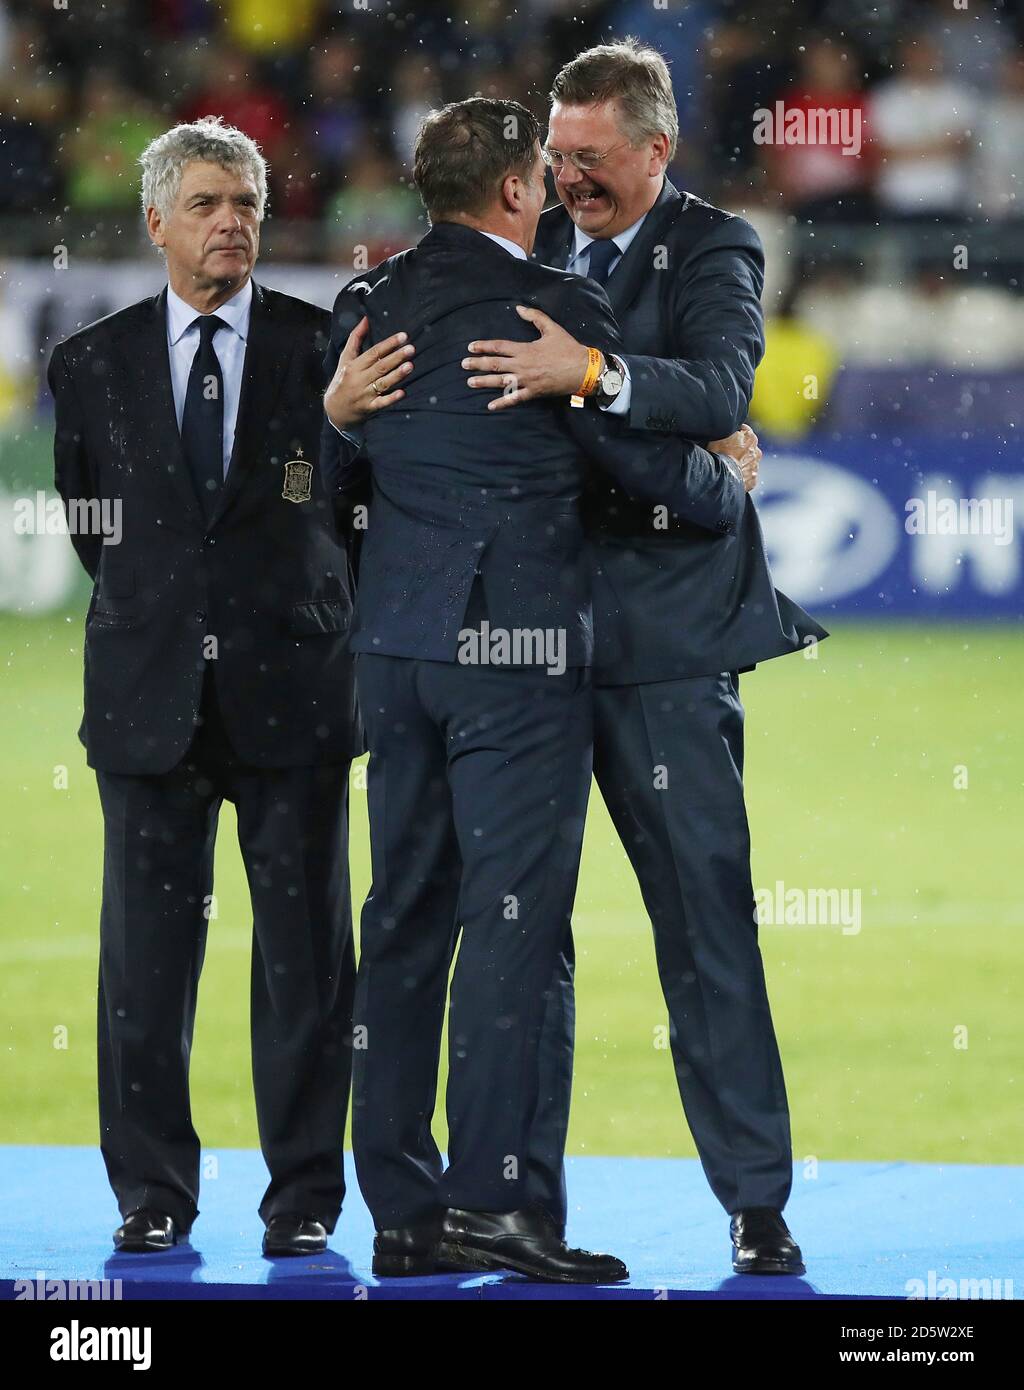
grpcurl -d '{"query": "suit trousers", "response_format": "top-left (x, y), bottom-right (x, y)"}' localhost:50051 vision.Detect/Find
top-left (529, 672), bottom-right (793, 1224)
top-left (94, 668), bottom-right (354, 1232)
top-left (352, 652), bottom-right (593, 1228)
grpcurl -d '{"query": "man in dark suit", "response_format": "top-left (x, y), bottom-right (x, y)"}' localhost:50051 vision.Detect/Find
top-left (49, 118), bottom-right (359, 1258)
top-left (460, 40), bottom-right (828, 1275)
top-left (319, 97), bottom-right (757, 1282)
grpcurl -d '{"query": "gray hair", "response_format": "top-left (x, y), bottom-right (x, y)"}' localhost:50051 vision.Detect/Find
top-left (550, 37), bottom-right (679, 161)
top-left (139, 115), bottom-right (269, 222)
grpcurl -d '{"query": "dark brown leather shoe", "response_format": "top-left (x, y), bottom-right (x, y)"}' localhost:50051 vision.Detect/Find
top-left (262, 1214), bottom-right (328, 1258)
top-left (731, 1207), bottom-right (805, 1274)
top-left (113, 1209), bottom-right (179, 1253)
top-left (437, 1206), bottom-right (628, 1284)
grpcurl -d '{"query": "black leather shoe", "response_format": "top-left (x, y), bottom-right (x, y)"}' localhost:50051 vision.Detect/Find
top-left (262, 1214), bottom-right (328, 1258)
top-left (438, 1206), bottom-right (628, 1284)
top-left (372, 1220), bottom-right (442, 1277)
top-left (730, 1207), bottom-right (805, 1274)
top-left (113, 1209), bottom-right (179, 1253)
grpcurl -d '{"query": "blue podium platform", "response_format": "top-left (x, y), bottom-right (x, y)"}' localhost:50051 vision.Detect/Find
top-left (1, 1147), bottom-right (1020, 1301)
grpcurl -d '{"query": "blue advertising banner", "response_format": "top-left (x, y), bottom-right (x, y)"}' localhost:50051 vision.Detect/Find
top-left (756, 433), bottom-right (1024, 618)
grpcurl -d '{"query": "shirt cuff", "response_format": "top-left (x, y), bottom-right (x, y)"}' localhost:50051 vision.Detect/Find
top-left (327, 414), bottom-right (363, 448)
top-left (597, 357), bottom-right (632, 416)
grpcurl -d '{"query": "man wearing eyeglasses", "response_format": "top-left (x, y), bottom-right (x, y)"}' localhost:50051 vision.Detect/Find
top-left (461, 39), bottom-right (826, 1277)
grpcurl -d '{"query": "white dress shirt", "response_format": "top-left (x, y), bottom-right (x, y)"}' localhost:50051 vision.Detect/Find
top-left (166, 278), bottom-right (252, 479)
top-left (566, 210), bottom-right (648, 279)
top-left (479, 229), bottom-right (528, 260)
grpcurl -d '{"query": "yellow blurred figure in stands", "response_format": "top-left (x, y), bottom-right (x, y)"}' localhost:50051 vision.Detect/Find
top-left (225, 0), bottom-right (319, 52)
top-left (750, 308), bottom-right (839, 442)
top-left (0, 365), bottom-right (21, 427)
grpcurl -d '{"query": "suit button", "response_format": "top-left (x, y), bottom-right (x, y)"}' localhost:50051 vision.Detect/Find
top-left (195, 611), bottom-right (206, 623)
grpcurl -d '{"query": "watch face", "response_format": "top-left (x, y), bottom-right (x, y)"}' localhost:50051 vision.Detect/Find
top-left (602, 369), bottom-right (624, 396)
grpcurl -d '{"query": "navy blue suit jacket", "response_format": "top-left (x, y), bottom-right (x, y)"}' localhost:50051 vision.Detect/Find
top-left (51, 283), bottom-right (360, 774)
top-left (320, 221), bottom-right (744, 666)
top-left (534, 179), bottom-right (828, 681)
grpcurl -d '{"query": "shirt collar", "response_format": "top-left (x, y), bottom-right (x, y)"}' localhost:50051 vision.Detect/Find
top-left (166, 277), bottom-right (253, 346)
top-left (476, 229), bottom-right (528, 261)
top-left (571, 207), bottom-right (651, 264)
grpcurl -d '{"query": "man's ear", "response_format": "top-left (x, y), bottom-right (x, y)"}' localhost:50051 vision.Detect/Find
top-left (146, 206), bottom-right (166, 249)
top-left (649, 132), bottom-right (671, 174)
top-left (500, 171), bottom-right (522, 213)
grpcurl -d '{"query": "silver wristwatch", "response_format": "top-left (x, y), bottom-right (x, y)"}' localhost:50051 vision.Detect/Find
top-left (595, 353), bottom-right (625, 407)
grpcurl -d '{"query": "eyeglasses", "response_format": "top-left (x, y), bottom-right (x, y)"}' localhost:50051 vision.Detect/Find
top-left (541, 139), bottom-right (631, 172)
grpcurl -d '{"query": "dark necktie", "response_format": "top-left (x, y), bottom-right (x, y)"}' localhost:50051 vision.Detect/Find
top-left (586, 238), bottom-right (620, 285)
top-left (181, 315), bottom-right (226, 517)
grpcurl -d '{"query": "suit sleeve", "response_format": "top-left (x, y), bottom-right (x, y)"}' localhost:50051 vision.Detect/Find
top-left (618, 216), bottom-right (766, 439)
top-left (320, 283), bottom-right (374, 507)
top-left (567, 407), bottom-right (745, 535)
top-left (48, 344), bottom-right (102, 581)
top-left (550, 276), bottom-right (746, 535)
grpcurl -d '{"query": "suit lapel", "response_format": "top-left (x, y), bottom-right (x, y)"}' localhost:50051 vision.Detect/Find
top-left (603, 179), bottom-right (685, 318)
top-left (209, 281), bottom-right (295, 527)
top-left (549, 216), bottom-right (575, 272)
top-left (534, 204), bottom-right (575, 271)
top-left (113, 289), bottom-right (205, 524)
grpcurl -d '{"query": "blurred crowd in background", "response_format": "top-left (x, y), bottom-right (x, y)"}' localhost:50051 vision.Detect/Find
top-left (2, 0), bottom-right (1024, 437)
top-left (3, 0), bottom-right (1024, 248)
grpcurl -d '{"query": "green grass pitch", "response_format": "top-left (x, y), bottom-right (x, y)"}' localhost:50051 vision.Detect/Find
top-left (1, 613), bottom-right (1020, 1167)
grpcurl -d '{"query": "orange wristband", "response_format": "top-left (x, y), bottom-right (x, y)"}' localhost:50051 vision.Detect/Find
top-left (574, 347), bottom-right (603, 398)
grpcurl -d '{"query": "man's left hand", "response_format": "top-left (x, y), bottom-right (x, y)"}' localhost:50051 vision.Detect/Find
top-left (463, 306), bottom-right (590, 410)
top-left (709, 424), bottom-right (761, 493)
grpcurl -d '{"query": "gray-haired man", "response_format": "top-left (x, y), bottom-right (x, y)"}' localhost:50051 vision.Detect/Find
top-left (49, 118), bottom-right (360, 1257)
top-left (460, 39), bottom-right (823, 1275)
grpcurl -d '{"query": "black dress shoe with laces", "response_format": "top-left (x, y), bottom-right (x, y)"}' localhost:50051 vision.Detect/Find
top-left (437, 1206), bottom-right (629, 1284)
top-left (113, 1209), bottom-right (179, 1253)
top-left (730, 1207), bottom-right (805, 1274)
top-left (262, 1214), bottom-right (328, 1257)
top-left (372, 1220), bottom-right (443, 1277)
